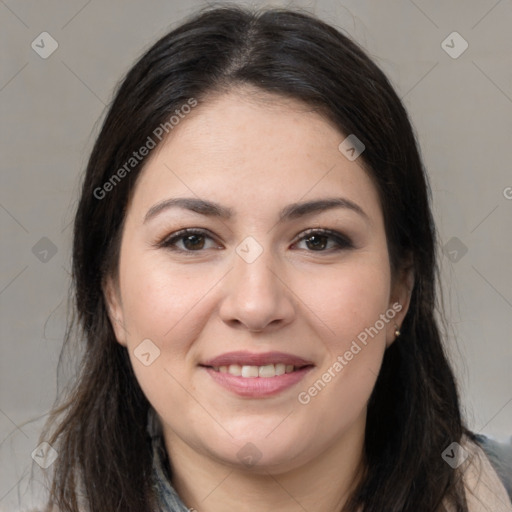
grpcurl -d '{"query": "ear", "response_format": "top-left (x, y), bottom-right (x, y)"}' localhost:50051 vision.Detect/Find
top-left (386, 257), bottom-right (415, 348)
top-left (103, 275), bottom-right (128, 347)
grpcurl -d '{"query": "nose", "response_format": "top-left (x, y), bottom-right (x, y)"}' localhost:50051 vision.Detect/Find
top-left (218, 245), bottom-right (296, 333)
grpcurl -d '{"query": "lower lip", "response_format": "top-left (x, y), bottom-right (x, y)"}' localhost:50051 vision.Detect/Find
top-left (201, 366), bottom-right (314, 398)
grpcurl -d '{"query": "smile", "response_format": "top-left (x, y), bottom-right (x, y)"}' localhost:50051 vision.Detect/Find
top-left (210, 363), bottom-right (305, 378)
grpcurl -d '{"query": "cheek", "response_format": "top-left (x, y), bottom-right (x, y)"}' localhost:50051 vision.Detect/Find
top-left (118, 254), bottom-right (211, 413)
top-left (299, 257), bottom-right (391, 345)
top-left (119, 250), bottom-right (217, 347)
top-left (294, 259), bottom-right (391, 426)
top-left (116, 250), bottom-right (227, 404)
top-left (295, 257), bottom-right (391, 404)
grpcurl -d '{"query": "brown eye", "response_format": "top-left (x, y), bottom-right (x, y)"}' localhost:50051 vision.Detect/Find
top-left (181, 233), bottom-right (206, 250)
top-left (160, 229), bottom-right (218, 252)
top-left (304, 233), bottom-right (329, 251)
top-left (295, 229), bottom-right (354, 252)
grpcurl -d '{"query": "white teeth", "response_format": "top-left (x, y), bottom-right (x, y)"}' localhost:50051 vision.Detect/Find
top-left (241, 365), bottom-right (259, 378)
top-left (212, 363), bottom-right (301, 378)
top-left (275, 363), bottom-right (286, 376)
top-left (258, 364), bottom-right (275, 378)
top-left (227, 364), bottom-right (241, 376)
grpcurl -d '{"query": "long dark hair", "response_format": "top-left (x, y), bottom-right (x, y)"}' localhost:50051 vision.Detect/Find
top-left (39, 5), bottom-right (477, 511)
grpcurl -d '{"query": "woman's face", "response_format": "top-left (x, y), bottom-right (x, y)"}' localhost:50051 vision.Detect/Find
top-left (105, 89), bottom-right (412, 473)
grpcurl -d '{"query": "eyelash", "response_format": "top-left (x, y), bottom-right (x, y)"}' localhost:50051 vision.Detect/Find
top-left (157, 228), bottom-right (354, 254)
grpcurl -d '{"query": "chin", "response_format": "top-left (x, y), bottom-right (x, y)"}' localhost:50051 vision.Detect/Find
top-left (207, 427), bottom-right (313, 473)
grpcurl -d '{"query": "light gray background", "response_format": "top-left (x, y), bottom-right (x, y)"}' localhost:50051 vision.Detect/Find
top-left (1, 0), bottom-right (511, 509)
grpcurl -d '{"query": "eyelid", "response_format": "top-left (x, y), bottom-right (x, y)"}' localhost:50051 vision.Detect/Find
top-left (156, 227), bottom-right (354, 253)
top-left (292, 227), bottom-right (354, 250)
top-left (157, 228), bottom-right (221, 251)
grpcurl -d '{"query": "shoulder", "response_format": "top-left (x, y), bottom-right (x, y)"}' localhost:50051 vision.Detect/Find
top-left (459, 435), bottom-right (512, 512)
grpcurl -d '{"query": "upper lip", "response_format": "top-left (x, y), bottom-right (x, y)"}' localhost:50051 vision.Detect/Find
top-left (201, 351), bottom-right (314, 368)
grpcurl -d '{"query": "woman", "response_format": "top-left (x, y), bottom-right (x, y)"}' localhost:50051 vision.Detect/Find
top-left (34, 5), bottom-right (511, 512)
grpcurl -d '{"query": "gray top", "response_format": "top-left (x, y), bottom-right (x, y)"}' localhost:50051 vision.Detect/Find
top-left (151, 436), bottom-right (190, 512)
top-left (473, 433), bottom-right (512, 499)
top-left (148, 409), bottom-right (191, 512)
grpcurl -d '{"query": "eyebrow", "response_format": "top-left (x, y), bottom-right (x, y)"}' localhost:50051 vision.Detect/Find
top-left (143, 197), bottom-right (370, 224)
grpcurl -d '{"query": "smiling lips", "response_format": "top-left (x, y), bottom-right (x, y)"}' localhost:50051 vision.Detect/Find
top-left (213, 363), bottom-right (297, 378)
top-left (200, 351), bottom-right (315, 397)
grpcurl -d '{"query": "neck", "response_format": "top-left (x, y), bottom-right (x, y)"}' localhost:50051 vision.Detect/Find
top-left (162, 413), bottom-right (366, 512)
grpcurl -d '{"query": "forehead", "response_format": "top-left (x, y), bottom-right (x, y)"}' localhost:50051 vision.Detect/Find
top-left (128, 89), bottom-right (382, 225)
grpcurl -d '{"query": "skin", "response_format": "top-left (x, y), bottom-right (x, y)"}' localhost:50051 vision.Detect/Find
top-left (105, 87), bottom-right (414, 512)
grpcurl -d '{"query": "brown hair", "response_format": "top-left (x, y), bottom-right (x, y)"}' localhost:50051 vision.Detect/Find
top-left (39, 5), bottom-right (477, 511)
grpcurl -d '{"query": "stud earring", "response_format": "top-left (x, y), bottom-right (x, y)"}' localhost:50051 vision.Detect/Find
top-left (394, 324), bottom-right (401, 338)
